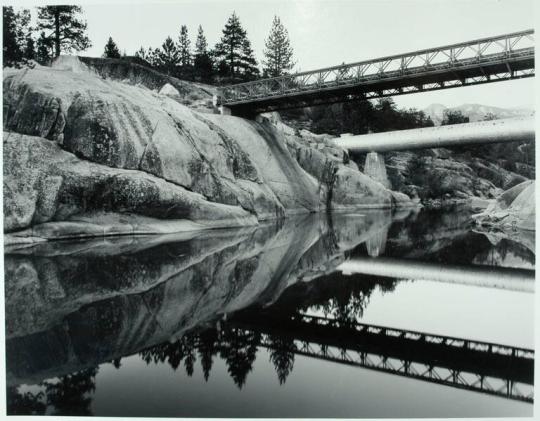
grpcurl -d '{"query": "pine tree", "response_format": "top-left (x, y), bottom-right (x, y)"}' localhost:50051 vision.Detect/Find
top-left (24, 37), bottom-right (35, 61)
top-left (157, 36), bottom-right (179, 75)
top-left (36, 31), bottom-right (52, 65)
top-left (135, 46), bottom-right (147, 60)
top-left (3, 7), bottom-right (23, 66)
top-left (193, 25), bottom-right (214, 82)
top-left (263, 16), bottom-right (294, 77)
top-left (178, 25), bottom-right (191, 68)
top-left (214, 12), bottom-right (259, 81)
top-left (149, 47), bottom-right (161, 67)
top-left (103, 36), bottom-right (121, 59)
top-left (3, 7), bottom-right (32, 66)
top-left (37, 6), bottom-right (91, 57)
top-left (240, 37), bottom-right (259, 80)
top-left (195, 25), bottom-right (207, 55)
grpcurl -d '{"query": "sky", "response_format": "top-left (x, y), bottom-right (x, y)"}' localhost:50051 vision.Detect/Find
top-left (14, 0), bottom-right (536, 110)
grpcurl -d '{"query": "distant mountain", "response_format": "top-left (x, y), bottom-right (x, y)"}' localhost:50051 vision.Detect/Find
top-left (423, 103), bottom-right (534, 126)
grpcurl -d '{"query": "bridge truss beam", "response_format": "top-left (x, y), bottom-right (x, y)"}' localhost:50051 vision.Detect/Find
top-left (217, 30), bottom-right (534, 115)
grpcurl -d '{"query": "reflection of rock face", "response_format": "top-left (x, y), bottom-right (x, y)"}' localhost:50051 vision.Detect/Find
top-left (474, 230), bottom-right (535, 267)
top-left (5, 211), bottom-right (392, 386)
top-left (3, 59), bottom-right (406, 240)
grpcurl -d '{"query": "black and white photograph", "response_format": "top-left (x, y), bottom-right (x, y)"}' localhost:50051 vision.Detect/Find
top-left (1, 0), bottom-right (537, 418)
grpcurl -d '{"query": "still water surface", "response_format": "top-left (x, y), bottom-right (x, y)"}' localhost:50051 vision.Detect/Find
top-left (5, 207), bottom-right (535, 417)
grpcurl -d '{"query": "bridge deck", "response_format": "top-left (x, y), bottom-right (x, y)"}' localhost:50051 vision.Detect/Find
top-left (218, 30), bottom-right (534, 115)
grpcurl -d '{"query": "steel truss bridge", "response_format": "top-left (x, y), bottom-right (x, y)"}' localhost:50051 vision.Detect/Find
top-left (231, 313), bottom-right (534, 402)
top-left (217, 29), bottom-right (534, 115)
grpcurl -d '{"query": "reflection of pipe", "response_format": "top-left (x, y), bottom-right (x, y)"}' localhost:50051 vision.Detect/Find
top-left (334, 116), bottom-right (534, 153)
top-left (338, 256), bottom-right (534, 293)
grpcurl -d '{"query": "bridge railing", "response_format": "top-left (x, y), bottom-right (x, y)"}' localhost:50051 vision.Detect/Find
top-left (219, 29), bottom-right (534, 105)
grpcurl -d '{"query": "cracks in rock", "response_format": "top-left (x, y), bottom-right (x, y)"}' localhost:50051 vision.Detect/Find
top-left (138, 119), bottom-right (160, 172)
top-left (252, 121), bottom-right (318, 212)
top-left (45, 97), bottom-right (65, 142)
top-left (193, 113), bottom-right (260, 183)
top-left (165, 110), bottom-right (235, 206)
top-left (321, 159), bottom-right (339, 210)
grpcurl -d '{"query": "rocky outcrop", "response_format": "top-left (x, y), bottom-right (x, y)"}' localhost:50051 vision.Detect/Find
top-left (78, 56), bottom-right (216, 112)
top-left (472, 180), bottom-right (535, 231)
top-left (4, 57), bottom-right (409, 240)
top-left (3, 132), bottom-right (257, 240)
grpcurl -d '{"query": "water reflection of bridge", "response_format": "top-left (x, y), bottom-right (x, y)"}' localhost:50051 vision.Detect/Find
top-left (339, 257), bottom-right (535, 293)
top-left (231, 312), bottom-right (534, 403)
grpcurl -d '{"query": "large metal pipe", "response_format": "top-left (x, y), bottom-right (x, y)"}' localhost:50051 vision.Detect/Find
top-left (334, 116), bottom-right (534, 153)
top-left (338, 256), bottom-right (535, 293)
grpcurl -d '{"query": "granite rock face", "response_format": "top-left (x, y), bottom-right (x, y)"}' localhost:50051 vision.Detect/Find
top-left (3, 132), bottom-right (257, 238)
top-left (3, 57), bottom-right (410, 240)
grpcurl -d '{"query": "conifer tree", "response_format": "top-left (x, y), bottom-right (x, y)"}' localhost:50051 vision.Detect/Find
top-left (36, 31), bottom-right (52, 65)
top-left (135, 46), bottom-right (147, 60)
top-left (3, 7), bottom-right (22, 65)
top-left (3, 7), bottom-right (32, 66)
top-left (263, 16), bottom-right (294, 77)
top-left (178, 25), bottom-right (191, 68)
top-left (240, 38), bottom-right (259, 80)
top-left (193, 25), bottom-right (214, 81)
top-left (103, 36), bottom-right (121, 58)
top-left (24, 37), bottom-right (35, 61)
top-left (194, 25), bottom-right (207, 56)
top-left (157, 36), bottom-right (179, 75)
top-left (149, 47), bottom-right (161, 67)
top-left (36, 6), bottom-right (91, 57)
top-left (214, 12), bottom-right (259, 81)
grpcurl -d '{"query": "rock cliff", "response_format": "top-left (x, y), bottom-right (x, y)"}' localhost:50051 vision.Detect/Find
top-left (3, 57), bottom-right (410, 241)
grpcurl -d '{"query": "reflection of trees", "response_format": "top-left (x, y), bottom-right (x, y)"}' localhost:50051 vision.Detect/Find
top-left (183, 335), bottom-right (197, 377)
top-left (219, 327), bottom-right (260, 389)
top-left (8, 368), bottom-right (98, 416)
top-left (6, 386), bottom-right (46, 415)
top-left (45, 368), bottom-right (98, 416)
top-left (198, 328), bottom-right (219, 381)
top-left (139, 327), bottom-right (260, 388)
top-left (268, 335), bottom-right (296, 384)
top-left (268, 271), bottom-right (398, 325)
top-left (140, 336), bottom-right (194, 372)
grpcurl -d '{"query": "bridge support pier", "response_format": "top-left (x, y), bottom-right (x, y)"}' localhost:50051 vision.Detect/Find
top-left (364, 152), bottom-right (391, 189)
top-left (219, 105), bottom-right (232, 115)
top-left (213, 95), bottom-right (232, 116)
top-left (213, 95), bottom-right (259, 118)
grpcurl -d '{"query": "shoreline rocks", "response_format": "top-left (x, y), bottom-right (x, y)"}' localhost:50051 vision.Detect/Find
top-left (472, 180), bottom-right (535, 231)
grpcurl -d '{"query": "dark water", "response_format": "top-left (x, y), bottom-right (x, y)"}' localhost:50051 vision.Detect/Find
top-left (4, 207), bottom-right (535, 417)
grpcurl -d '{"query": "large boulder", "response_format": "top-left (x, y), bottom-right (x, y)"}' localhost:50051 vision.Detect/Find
top-left (473, 180), bottom-right (535, 231)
